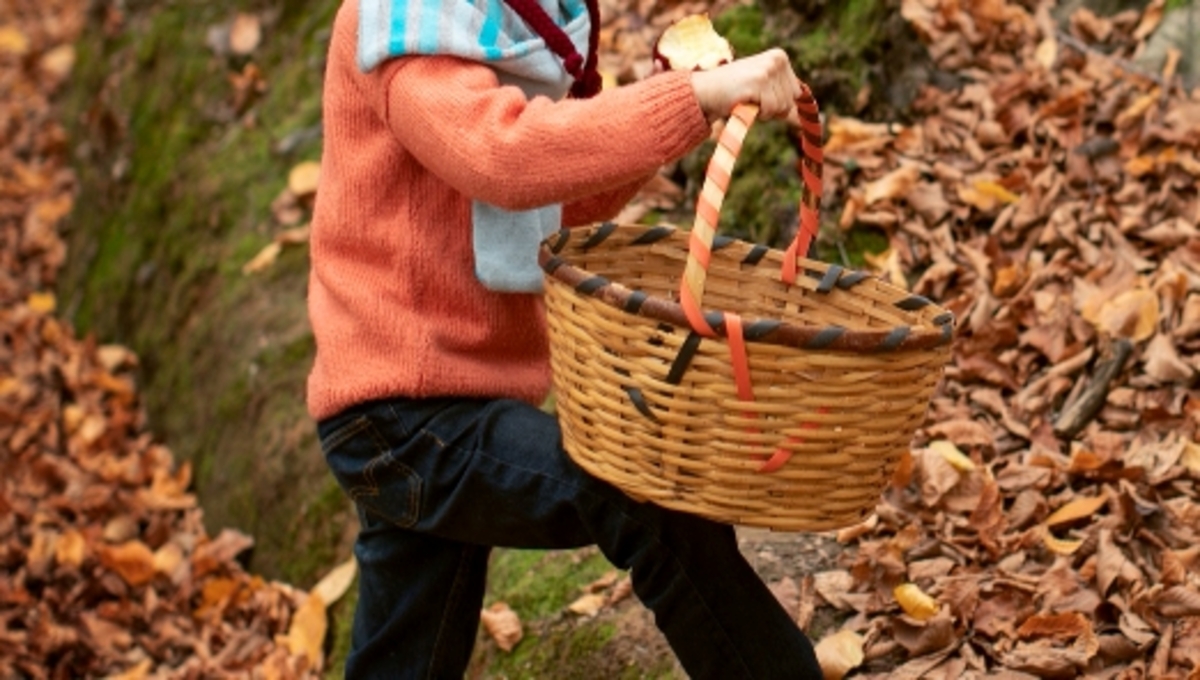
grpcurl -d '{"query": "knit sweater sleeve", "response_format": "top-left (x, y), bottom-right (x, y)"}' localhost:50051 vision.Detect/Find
top-left (360, 54), bottom-right (711, 211)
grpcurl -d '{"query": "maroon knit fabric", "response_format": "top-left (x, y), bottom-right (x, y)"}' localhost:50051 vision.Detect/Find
top-left (502, 0), bottom-right (602, 98)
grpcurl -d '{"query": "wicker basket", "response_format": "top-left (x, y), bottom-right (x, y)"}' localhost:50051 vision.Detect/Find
top-left (539, 93), bottom-right (954, 532)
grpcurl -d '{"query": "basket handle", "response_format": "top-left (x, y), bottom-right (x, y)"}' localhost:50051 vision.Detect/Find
top-left (678, 88), bottom-right (823, 337)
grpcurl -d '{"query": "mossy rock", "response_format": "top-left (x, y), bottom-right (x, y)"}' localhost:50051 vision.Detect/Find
top-left (59, 0), bottom-right (352, 587)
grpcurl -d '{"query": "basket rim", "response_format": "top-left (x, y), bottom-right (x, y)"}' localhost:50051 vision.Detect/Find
top-left (539, 222), bottom-right (955, 353)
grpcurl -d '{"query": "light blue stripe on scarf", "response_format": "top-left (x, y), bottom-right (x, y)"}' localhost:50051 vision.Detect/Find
top-left (358, 0), bottom-right (591, 292)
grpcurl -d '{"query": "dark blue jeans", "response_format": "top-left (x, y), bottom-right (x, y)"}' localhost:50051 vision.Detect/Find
top-left (318, 396), bottom-right (822, 679)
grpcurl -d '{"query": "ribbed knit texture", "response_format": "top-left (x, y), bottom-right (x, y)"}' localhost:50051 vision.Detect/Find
top-left (306, 0), bottom-right (712, 420)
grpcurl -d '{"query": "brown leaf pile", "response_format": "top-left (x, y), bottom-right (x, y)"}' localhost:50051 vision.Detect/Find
top-left (805, 0), bottom-right (1200, 677)
top-left (1, 2), bottom-right (321, 677)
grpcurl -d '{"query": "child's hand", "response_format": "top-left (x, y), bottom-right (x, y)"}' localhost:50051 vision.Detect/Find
top-left (689, 49), bottom-right (802, 123)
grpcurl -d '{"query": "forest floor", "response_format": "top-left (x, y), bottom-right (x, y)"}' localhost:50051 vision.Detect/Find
top-left (3, 0), bottom-right (1200, 678)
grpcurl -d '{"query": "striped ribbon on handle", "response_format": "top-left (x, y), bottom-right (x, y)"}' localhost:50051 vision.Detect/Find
top-left (675, 87), bottom-right (824, 474)
top-left (679, 87), bottom-right (823, 333)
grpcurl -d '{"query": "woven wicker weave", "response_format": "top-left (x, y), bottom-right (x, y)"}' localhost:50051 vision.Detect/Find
top-left (539, 94), bottom-right (954, 532)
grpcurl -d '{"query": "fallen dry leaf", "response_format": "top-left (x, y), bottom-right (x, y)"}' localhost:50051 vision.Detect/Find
top-left (894, 583), bottom-right (939, 621)
top-left (311, 557), bottom-right (357, 606)
top-left (242, 241), bottom-right (282, 275)
top-left (278, 593), bottom-right (327, 667)
top-left (288, 161), bottom-right (321, 197)
top-left (1043, 494), bottom-right (1109, 528)
top-left (1093, 288), bottom-right (1159, 341)
top-left (0, 25), bottom-right (30, 55)
top-left (229, 13), bottom-right (262, 55)
top-left (480, 602), bottom-right (523, 652)
top-left (814, 629), bottom-right (864, 680)
top-left (566, 592), bottom-right (607, 618)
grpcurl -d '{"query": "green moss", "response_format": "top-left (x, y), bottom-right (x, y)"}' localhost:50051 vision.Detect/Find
top-left (59, 0), bottom-right (342, 585)
top-left (485, 548), bottom-right (616, 621)
top-left (482, 622), bottom-right (621, 680)
top-left (815, 225), bottom-right (890, 268)
top-left (283, 476), bottom-right (352, 586)
top-left (680, 120), bottom-right (805, 248)
top-left (713, 5), bottom-right (769, 57)
top-left (324, 577), bottom-right (358, 680)
top-left (791, 26), bottom-right (833, 69)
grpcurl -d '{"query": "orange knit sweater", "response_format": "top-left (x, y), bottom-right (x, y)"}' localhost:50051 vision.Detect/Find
top-left (306, 0), bottom-right (712, 420)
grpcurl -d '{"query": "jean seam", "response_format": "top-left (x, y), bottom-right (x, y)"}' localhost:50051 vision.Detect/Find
top-left (320, 415), bottom-right (372, 456)
top-left (470, 446), bottom-right (755, 676)
top-left (344, 416), bottom-right (423, 528)
top-left (386, 402), bottom-right (414, 437)
top-left (426, 544), bottom-right (477, 679)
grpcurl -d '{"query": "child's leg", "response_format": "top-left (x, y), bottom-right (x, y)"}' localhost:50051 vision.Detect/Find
top-left (347, 518), bottom-right (490, 679)
top-left (319, 397), bottom-right (822, 679)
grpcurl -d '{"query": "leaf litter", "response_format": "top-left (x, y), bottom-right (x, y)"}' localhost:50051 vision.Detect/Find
top-left (0, 1), bottom-right (346, 677)
top-left (797, 0), bottom-right (1200, 677)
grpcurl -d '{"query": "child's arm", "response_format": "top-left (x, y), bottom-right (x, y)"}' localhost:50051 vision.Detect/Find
top-left (362, 55), bottom-right (709, 212)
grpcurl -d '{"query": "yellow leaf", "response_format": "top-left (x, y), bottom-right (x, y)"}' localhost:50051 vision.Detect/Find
top-left (1094, 288), bottom-right (1159, 341)
top-left (39, 44), bottom-right (76, 79)
top-left (27, 292), bottom-right (56, 314)
top-left (288, 161), bottom-right (321, 197)
top-left (600, 69), bottom-right (618, 90)
top-left (1181, 440), bottom-right (1200, 474)
top-left (62, 404), bottom-right (84, 432)
top-left (973, 180), bottom-right (1020, 204)
top-left (311, 557), bottom-right (357, 607)
top-left (54, 529), bottom-right (87, 568)
top-left (242, 241), bottom-right (282, 275)
top-left (229, 13), bottom-right (262, 55)
top-left (104, 658), bottom-right (152, 680)
top-left (893, 583), bottom-right (939, 621)
top-left (1041, 527), bottom-right (1085, 556)
top-left (0, 377), bottom-right (19, 398)
top-left (566, 593), bottom-right (606, 617)
top-left (0, 26), bottom-right (30, 55)
top-left (1034, 36), bottom-right (1057, 70)
top-left (1124, 155), bottom-right (1157, 177)
top-left (280, 593), bottom-right (327, 666)
top-left (814, 629), bottom-right (864, 680)
top-left (480, 602), bottom-right (523, 652)
top-left (153, 543), bottom-right (184, 576)
top-left (1044, 495), bottom-right (1107, 528)
top-left (928, 440), bottom-right (976, 472)
top-left (98, 541), bottom-right (157, 587)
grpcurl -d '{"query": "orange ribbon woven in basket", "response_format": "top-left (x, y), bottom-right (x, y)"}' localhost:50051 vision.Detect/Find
top-left (724, 313), bottom-right (827, 473)
top-left (679, 88), bottom-right (826, 474)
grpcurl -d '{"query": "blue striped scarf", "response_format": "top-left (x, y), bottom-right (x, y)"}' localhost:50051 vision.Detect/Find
top-left (358, 0), bottom-right (594, 292)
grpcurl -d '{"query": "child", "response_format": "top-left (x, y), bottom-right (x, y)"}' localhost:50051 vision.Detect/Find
top-left (307, 0), bottom-right (823, 676)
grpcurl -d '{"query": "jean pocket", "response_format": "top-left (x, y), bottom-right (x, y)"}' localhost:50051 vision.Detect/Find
top-left (320, 414), bottom-right (423, 528)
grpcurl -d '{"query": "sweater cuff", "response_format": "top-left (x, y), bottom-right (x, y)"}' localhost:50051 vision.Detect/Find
top-left (638, 70), bottom-right (713, 165)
